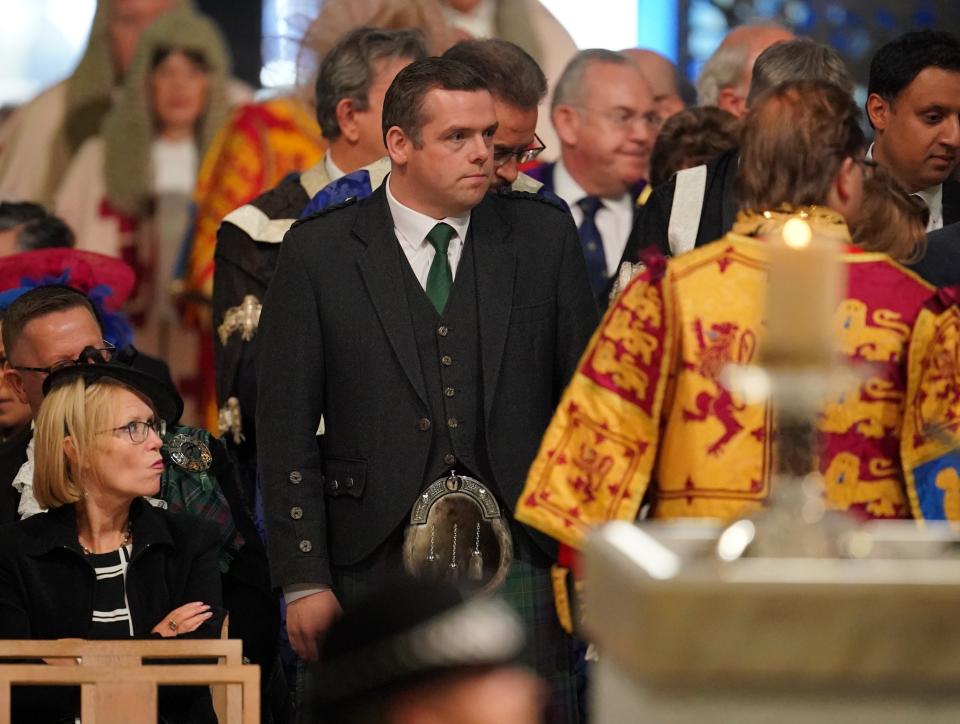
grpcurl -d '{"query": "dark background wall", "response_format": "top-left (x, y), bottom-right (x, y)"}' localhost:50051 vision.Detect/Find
top-left (197, 0), bottom-right (263, 89)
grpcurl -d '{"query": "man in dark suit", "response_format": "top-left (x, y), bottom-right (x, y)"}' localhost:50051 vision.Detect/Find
top-left (866, 30), bottom-right (960, 232)
top-left (624, 38), bottom-right (853, 261)
top-left (526, 49), bottom-right (655, 309)
top-left (256, 58), bottom-right (598, 722)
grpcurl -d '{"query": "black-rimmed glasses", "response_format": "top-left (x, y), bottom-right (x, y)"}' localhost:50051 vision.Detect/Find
top-left (493, 133), bottom-right (546, 168)
top-left (100, 419), bottom-right (166, 444)
top-left (11, 341), bottom-right (116, 376)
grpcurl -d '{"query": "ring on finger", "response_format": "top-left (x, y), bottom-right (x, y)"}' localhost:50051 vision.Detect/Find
top-left (168, 619), bottom-right (178, 632)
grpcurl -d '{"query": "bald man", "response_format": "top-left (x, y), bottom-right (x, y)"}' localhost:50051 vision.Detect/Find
top-left (696, 23), bottom-right (794, 118)
top-left (623, 48), bottom-right (688, 121)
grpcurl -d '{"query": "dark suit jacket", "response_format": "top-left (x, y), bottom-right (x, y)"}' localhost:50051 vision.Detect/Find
top-left (942, 178), bottom-right (960, 227)
top-left (912, 220), bottom-right (960, 287)
top-left (255, 186), bottom-right (599, 589)
top-left (623, 147), bottom-right (740, 262)
top-left (0, 498), bottom-right (224, 722)
top-left (526, 161), bottom-right (647, 308)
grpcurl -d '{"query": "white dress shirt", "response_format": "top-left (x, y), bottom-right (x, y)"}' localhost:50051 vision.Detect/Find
top-left (386, 174), bottom-right (470, 288)
top-left (323, 152), bottom-right (346, 183)
top-left (283, 175), bottom-right (472, 605)
top-left (866, 144), bottom-right (944, 231)
top-left (552, 160), bottom-right (634, 276)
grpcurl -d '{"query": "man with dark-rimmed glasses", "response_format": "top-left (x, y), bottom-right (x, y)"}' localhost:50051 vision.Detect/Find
top-left (298, 37), bottom-right (556, 221)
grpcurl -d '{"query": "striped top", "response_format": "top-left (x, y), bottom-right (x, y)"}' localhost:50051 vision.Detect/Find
top-left (87, 545), bottom-right (134, 638)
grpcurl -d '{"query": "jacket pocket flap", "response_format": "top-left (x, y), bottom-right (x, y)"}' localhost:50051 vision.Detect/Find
top-left (322, 457), bottom-right (366, 498)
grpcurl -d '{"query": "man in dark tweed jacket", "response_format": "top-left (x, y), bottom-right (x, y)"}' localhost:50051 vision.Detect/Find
top-left (257, 58), bottom-right (597, 722)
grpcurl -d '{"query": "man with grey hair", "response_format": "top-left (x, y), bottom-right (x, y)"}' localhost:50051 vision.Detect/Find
top-left (212, 26), bottom-right (427, 491)
top-left (696, 22), bottom-right (795, 118)
top-left (624, 37), bottom-right (853, 261)
top-left (526, 48), bottom-right (658, 307)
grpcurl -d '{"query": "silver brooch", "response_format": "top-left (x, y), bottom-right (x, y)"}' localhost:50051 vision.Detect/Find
top-left (167, 433), bottom-right (213, 472)
top-left (218, 294), bottom-right (262, 345)
top-left (217, 396), bottom-right (245, 446)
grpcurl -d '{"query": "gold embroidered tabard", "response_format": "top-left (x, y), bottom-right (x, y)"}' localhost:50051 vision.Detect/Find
top-left (517, 208), bottom-right (935, 551)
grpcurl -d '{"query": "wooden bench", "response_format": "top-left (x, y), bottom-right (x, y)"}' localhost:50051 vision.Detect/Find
top-left (0, 639), bottom-right (259, 723)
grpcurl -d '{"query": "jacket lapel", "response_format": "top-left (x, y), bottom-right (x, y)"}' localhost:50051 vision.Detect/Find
top-left (354, 187), bottom-right (429, 408)
top-left (471, 196), bottom-right (515, 420)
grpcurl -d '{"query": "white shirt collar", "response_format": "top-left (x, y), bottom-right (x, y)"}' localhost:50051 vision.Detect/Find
top-left (866, 143), bottom-right (944, 230)
top-left (385, 174), bottom-right (471, 253)
top-left (553, 159), bottom-right (633, 215)
top-left (324, 152), bottom-right (346, 183)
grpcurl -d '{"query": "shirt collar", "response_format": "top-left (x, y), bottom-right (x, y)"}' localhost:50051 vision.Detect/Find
top-left (324, 152), bottom-right (346, 183)
top-left (866, 143), bottom-right (943, 208)
top-left (553, 159), bottom-right (632, 213)
top-left (385, 174), bottom-right (471, 251)
top-left (914, 183), bottom-right (943, 211)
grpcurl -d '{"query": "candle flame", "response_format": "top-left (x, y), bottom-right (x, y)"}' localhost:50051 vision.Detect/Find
top-left (782, 218), bottom-right (812, 249)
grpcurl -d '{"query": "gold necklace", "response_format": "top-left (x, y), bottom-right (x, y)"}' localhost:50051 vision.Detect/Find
top-left (80, 520), bottom-right (132, 556)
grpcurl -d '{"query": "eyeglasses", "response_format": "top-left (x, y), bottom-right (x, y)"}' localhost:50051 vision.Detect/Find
top-left (11, 341), bottom-right (116, 376)
top-left (493, 134), bottom-right (546, 168)
top-left (100, 419), bottom-right (166, 444)
top-left (577, 106), bottom-right (662, 132)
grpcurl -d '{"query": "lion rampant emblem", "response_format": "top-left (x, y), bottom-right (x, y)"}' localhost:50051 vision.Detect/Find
top-left (682, 320), bottom-right (757, 456)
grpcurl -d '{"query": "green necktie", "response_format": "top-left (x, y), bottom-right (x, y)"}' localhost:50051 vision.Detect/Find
top-left (425, 222), bottom-right (456, 313)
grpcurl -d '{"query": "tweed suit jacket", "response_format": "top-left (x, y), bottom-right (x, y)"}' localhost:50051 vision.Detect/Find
top-left (255, 185), bottom-right (598, 589)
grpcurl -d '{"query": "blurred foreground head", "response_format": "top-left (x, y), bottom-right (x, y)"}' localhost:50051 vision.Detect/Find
top-left (316, 577), bottom-right (543, 724)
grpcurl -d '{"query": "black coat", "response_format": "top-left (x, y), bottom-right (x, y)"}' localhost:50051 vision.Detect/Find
top-left (625, 153), bottom-right (960, 264)
top-left (624, 147), bottom-right (740, 261)
top-left (0, 498), bottom-right (224, 723)
top-left (255, 186), bottom-right (599, 589)
top-left (911, 220), bottom-right (960, 287)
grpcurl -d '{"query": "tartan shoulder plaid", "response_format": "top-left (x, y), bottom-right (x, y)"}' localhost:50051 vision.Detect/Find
top-left (160, 425), bottom-right (243, 573)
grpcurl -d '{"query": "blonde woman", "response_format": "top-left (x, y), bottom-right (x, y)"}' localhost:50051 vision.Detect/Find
top-left (0, 359), bottom-right (222, 723)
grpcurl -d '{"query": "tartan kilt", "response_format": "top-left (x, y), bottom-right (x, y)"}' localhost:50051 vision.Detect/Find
top-left (500, 537), bottom-right (582, 724)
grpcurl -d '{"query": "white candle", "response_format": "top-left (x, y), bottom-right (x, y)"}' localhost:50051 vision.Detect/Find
top-left (762, 216), bottom-right (842, 369)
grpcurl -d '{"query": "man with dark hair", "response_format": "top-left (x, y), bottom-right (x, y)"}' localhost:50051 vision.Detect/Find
top-left (2, 285), bottom-right (104, 417)
top-left (0, 202), bottom-right (74, 256)
top-left (213, 26), bottom-right (426, 473)
top-left (443, 39), bottom-right (548, 190)
top-left (257, 56), bottom-right (597, 722)
top-left (625, 38), bottom-right (854, 261)
top-left (866, 29), bottom-right (960, 230)
top-left (298, 37), bottom-right (553, 218)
